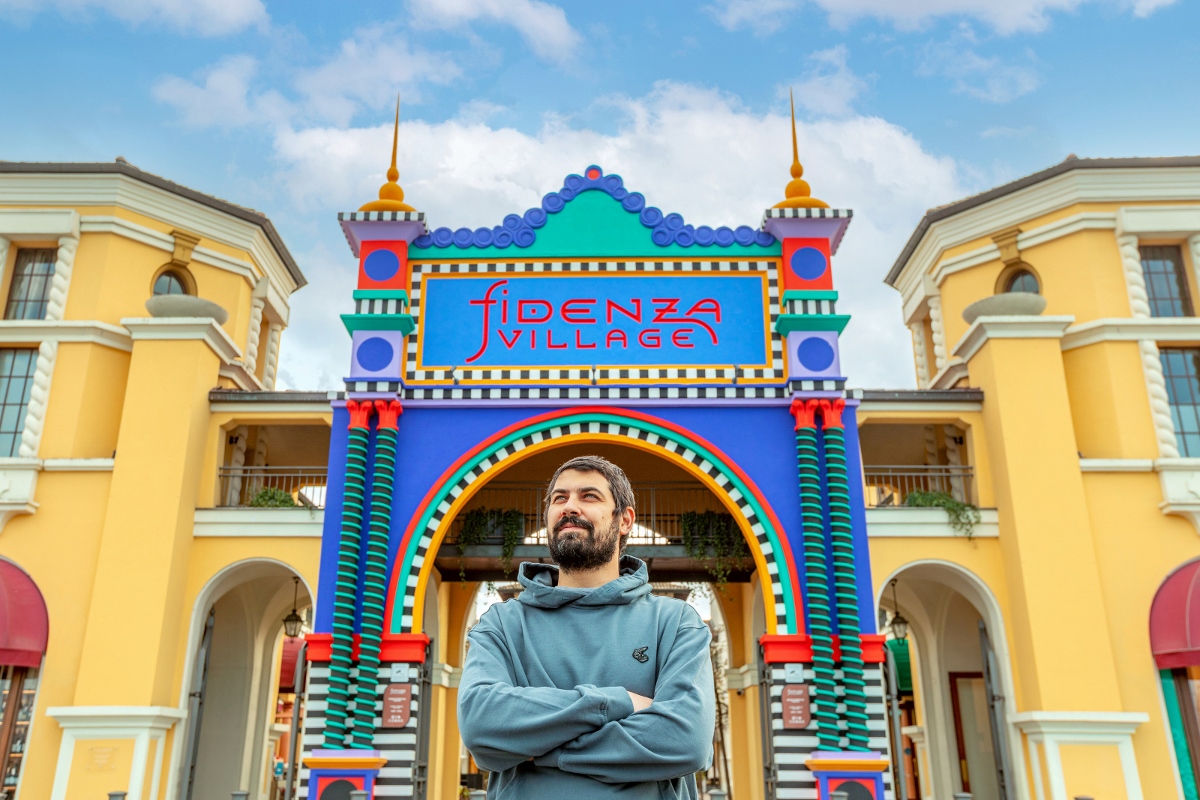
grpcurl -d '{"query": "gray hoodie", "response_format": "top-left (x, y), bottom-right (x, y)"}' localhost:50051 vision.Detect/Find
top-left (457, 556), bottom-right (716, 799)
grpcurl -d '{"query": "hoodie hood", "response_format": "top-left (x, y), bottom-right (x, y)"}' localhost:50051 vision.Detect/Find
top-left (517, 555), bottom-right (651, 609)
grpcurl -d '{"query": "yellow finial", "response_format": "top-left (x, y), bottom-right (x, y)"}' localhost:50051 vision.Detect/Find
top-left (774, 88), bottom-right (828, 209)
top-left (359, 95), bottom-right (416, 212)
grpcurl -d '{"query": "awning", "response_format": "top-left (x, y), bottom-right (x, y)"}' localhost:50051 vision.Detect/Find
top-left (1151, 558), bottom-right (1200, 669)
top-left (278, 636), bottom-right (304, 691)
top-left (0, 560), bottom-right (48, 667)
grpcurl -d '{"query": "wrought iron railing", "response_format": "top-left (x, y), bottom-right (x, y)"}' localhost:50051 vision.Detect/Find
top-left (444, 482), bottom-right (726, 546)
top-left (862, 465), bottom-right (974, 508)
top-left (217, 466), bottom-right (328, 509)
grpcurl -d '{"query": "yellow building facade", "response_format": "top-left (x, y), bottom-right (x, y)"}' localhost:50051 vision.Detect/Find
top-left (0, 154), bottom-right (1196, 800)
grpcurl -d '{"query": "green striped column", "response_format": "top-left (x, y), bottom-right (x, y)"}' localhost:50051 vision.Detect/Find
top-left (820, 400), bottom-right (870, 752)
top-left (324, 400), bottom-right (373, 749)
top-left (352, 400), bottom-right (402, 749)
top-left (791, 398), bottom-right (840, 750)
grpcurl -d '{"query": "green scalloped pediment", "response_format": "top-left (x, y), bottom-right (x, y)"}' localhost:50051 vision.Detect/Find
top-left (411, 191), bottom-right (780, 261)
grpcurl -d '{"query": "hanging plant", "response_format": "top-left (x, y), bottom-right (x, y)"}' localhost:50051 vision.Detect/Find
top-left (456, 508), bottom-right (524, 585)
top-left (680, 510), bottom-right (751, 589)
top-left (249, 487), bottom-right (297, 507)
top-left (905, 490), bottom-right (981, 539)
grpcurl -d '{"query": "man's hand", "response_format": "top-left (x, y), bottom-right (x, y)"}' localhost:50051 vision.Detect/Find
top-left (627, 691), bottom-right (653, 712)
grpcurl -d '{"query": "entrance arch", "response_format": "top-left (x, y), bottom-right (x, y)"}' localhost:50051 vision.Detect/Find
top-left (384, 406), bottom-right (803, 638)
top-left (877, 560), bottom-right (1023, 800)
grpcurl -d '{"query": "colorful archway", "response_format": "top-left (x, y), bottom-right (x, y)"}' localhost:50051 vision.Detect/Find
top-left (383, 406), bottom-right (804, 636)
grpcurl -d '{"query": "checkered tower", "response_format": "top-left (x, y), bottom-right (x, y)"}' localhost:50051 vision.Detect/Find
top-left (763, 91), bottom-right (894, 800)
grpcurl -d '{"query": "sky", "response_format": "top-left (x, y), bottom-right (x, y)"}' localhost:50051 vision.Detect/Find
top-left (1, 0), bottom-right (1197, 390)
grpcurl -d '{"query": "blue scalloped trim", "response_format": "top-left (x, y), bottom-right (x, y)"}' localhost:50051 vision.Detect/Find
top-left (411, 165), bottom-right (776, 250)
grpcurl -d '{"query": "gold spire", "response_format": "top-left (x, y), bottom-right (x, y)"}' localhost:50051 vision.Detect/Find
top-left (359, 95), bottom-right (416, 212)
top-left (773, 89), bottom-right (828, 209)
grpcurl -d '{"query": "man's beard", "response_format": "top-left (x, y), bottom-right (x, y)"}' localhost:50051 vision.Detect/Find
top-left (547, 513), bottom-right (621, 572)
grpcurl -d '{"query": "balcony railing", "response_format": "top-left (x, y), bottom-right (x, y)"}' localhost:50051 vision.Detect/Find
top-left (444, 482), bottom-right (726, 546)
top-left (217, 466), bottom-right (328, 509)
top-left (863, 465), bottom-right (974, 508)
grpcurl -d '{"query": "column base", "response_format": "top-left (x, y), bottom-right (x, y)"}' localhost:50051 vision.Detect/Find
top-left (805, 751), bottom-right (890, 799)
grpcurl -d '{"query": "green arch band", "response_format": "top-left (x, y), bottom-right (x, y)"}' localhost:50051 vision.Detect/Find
top-left (390, 412), bottom-right (798, 634)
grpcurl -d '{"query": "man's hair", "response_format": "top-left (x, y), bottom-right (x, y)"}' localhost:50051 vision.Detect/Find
top-left (545, 455), bottom-right (636, 550)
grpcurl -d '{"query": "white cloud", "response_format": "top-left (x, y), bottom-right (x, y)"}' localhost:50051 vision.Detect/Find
top-left (409, 0), bottom-right (581, 63)
top-left (918, 26), bottom-right (1040, 103)
top-left (0, 0), bottom-right (266, 35)
top-left (705, 0), bottom-right (800, 35)
top-left (294, 27), bottom-right (461, 126)
top-left (790, 46), bottom-right (868, 117)
top-left (152, 55), bottom-right (292, 129)
top-left (269, 82), bottom-right (964, 390)
top-left (154, 29), bottom-right (460, 129)
top-left (706, 0), bottom-right (1177, 35)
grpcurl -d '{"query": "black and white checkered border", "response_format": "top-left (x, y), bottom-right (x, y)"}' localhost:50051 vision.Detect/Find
top-left (354, 297), bottom-right (407, 315)
top-left (398, 419), bottom-right (791, 634)
top-left (784, 297), bottom-right (837, 316)
top-left (788, 380), bottom-right (845, 392)
top-left (767, 664), bottom-right (892, 800)
top-left (298, 663), bottom-right (421, 799)
top-left (338, 385), bottom-right (793, 400)
top-left (403, 260), bottom-right (786, 385)
top-left (338, 211), bottom-right (426, 223)
top-left (761, 207), bottom-right (853, 224)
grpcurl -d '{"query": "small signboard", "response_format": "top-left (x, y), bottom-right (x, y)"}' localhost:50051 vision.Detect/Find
top-left (780, 684), bottom-right (811, 730)
top-left (381, 683), bottom-right (412, 728)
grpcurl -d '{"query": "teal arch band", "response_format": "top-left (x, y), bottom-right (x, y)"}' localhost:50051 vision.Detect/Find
top-left (389, 411), bottom-right (799, 635)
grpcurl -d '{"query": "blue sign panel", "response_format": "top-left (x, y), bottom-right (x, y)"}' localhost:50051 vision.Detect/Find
top-left (419, 274), bottom-right (770, 368)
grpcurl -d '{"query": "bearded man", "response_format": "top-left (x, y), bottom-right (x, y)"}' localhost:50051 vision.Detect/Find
top-left (457, 454), bottom-right (716, 799)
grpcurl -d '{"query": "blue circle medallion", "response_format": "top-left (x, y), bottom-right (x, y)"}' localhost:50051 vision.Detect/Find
top-left (357, 337), bottom-right (394, 372)
top-left (363, 249), bottom-right (400, 282)
top-left (790, 246), bottom-right (828, 281)
top-left (797, 337), bottom-right (836, 372)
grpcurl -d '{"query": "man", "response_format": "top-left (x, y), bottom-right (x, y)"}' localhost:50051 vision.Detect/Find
top-left (458, 454), bottom-right (716, 799)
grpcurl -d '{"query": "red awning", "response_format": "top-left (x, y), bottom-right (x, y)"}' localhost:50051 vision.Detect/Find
top-left (1152, 558), bottom-right (1200, 669)
top-left (0, 560), bottom-right (48, 667)
top-left (278, 636), bottom-right (303, 691)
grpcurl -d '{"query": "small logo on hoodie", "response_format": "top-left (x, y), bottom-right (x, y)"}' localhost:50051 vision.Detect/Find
top-left (632, 646), bottom-right (650, 663)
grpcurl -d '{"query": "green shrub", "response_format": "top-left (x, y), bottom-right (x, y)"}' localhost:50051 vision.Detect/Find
top-left (249, 487), bottom-right (297, 508)
top-left (905, 490), bottom-right (980, 538)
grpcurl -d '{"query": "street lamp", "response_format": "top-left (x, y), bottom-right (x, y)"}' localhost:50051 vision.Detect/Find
top-left (283, 577), bottom-right (304, 638)
top-left (888, 579), bottom-right (908, 641)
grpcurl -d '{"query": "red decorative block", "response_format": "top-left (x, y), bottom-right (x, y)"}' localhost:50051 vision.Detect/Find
top-left (760, 633), bottom-right (888, 664)
top-left (305, 632), bottom-right (431, 663)
top-left (358, 240), bottom-right (409, 291)
top-left (781, 237), bottom-right (833, 291)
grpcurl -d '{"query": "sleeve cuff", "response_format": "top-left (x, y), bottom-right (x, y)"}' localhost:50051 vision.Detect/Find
top-left (598, 685), bottom-right (636, 722)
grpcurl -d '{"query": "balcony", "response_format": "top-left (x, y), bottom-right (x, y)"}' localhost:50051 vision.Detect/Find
top-left (217, 466), bottom-right (328, 509)
top-left (863, 465), bottom-right (975, 508)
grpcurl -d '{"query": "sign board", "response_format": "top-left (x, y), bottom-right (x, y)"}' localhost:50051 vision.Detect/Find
top-left (417, 273), bottom-right (772, 371)
top-left (781, 684), bottom-right (811, 730)
top-left (381, 683), bottom-right (412, 728)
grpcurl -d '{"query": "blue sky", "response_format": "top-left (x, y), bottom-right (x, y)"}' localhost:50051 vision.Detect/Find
top-left (1, 0), bottom-right (1195, 389)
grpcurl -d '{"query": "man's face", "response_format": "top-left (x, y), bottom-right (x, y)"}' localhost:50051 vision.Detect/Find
top-left (545, 469), bottom-right (634, 572)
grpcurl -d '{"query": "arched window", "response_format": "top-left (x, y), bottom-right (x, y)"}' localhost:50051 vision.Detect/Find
top-left (153, 270), bottom-right (190, 296)
top-left (1005, 270), bottom-right (1039, 294)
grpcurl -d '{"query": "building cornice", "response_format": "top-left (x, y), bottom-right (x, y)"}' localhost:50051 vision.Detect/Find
top-left (1011, 710), bottom-right (1148, 737)
top-left (122, 317), bottom-right (241, 363)
top-left (889, 157), bottom-right (1200, 289)
top-left (0, 207), bottom-right (80, 240)
top-left (952, 315), bottom-right (1075, 363)
top-left (0, 165), bottom-right (305, 292)
top-left (1061, 317), bottom-right (1200, 350)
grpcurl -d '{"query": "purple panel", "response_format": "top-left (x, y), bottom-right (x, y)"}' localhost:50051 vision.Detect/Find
top-left (787, 331), bottom-right (842, 379)
top-left (350, 329), bottom-right (404, 379)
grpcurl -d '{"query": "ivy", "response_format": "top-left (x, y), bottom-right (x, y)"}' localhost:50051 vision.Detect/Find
top-left (249, 487), bottom-right (297, 507)
top-left (680, 510), bottom-right (751, 589)
top-left (457, 508), bottom-right (524, 585)
top-left (905, 490), bottom-right (981, 538)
